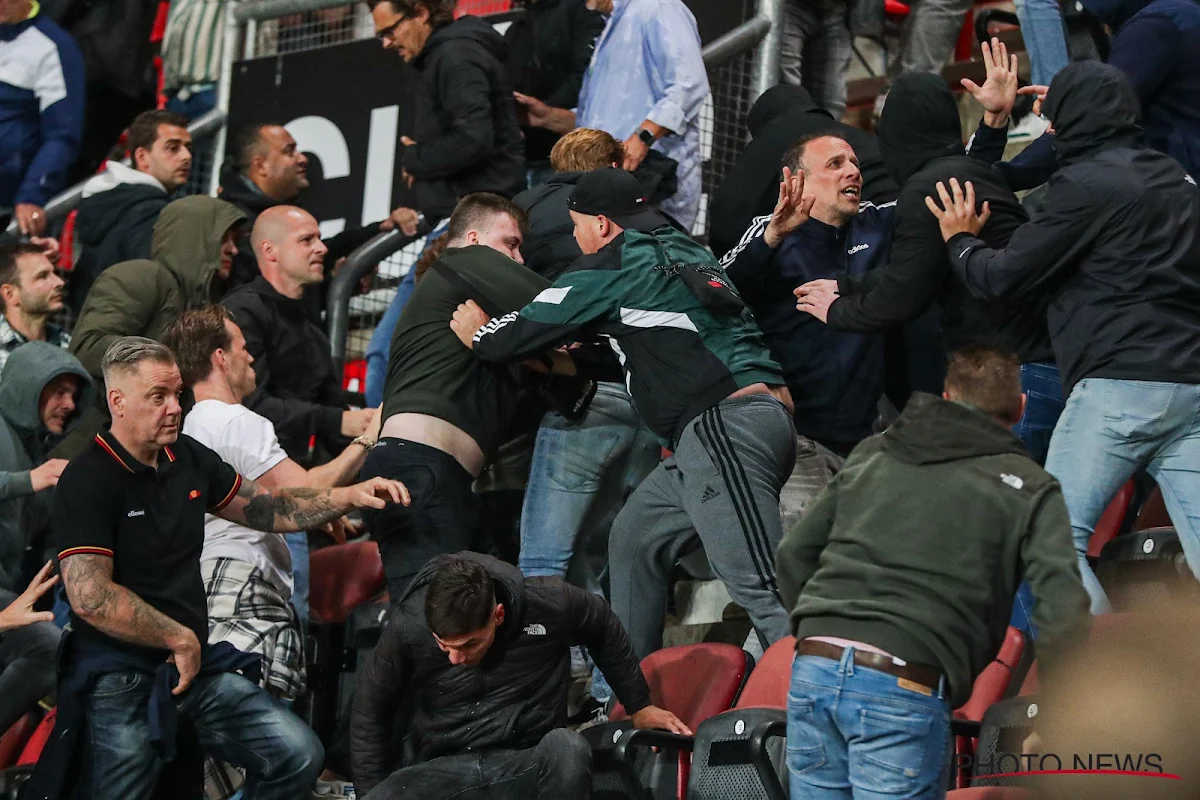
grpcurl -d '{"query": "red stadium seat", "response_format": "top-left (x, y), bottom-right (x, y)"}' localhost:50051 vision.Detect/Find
top-left (1132, 485), bottom-right (1171, 531)
top-left (308, 540), bottom-right (385, 625)
top-left (953, 627), bottom-right (1026, 788)
top-left (16, 708), bottom-right (55, 766)
top-left (0, 713), bottom-right (38, 770)
top-left (733, 636), bottom-right (794, 711)
top-left (1088, 479), bottom-right (1137, 558)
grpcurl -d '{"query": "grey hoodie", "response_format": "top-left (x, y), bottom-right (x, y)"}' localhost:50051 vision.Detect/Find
top-left (0, 342), bottom-right (92, 590)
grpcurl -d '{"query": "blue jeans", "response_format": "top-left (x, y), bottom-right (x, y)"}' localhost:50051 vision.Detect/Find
top-left (1008, 361), bottom-right (1065, 636)
top-left (787, 649), bottom-right (951, 799)
top-left (519, 382), bottom-right (661, 591)
top-left (364, 221), bottom-right (451, 408)
top-left (1012, 0), bottom-right (1069, 87)
top-left (86, 669), bottom-right (322, 800)
top-left (1044, 378), bottom-right (1200, 614)
top-left (285, 532), bottom-right (309, 634)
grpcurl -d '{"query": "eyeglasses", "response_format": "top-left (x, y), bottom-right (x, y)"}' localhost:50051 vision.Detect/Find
top-left (374, 14), bottom-right (409, 41)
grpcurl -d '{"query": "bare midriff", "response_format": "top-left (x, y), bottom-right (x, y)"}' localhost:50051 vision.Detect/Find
top-left (380, 413), bottom-right (486, 478)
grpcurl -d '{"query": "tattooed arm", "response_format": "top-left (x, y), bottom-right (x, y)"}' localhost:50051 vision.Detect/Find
top-left (215, 475), bottom-right (411, 533)
top-left (60, 553), bottom-right (202, 694)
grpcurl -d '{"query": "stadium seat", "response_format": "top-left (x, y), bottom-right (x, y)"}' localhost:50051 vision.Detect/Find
top-left (952, 627), bottom-right (1027, 788)
top-left (1087, 479), bottom-right (1137, 559)
top-left (587, 642), bottom-right (753, 800)
top-left (614, 637), bottom-right (794, 800)
top-left (0, 713), bottom-right (38, 770)
top-left (307, 541), bottom-right (387, 743)
top-left (1096, 526), bottom-right (1197, 610)
top-left (1132, 485), bottom-right (1170, 531)
top-left (15, 709), bottom-right (54, 767)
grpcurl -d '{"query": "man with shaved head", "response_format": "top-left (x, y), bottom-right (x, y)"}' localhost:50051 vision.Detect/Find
top-left (223, 206), bottom-right (375, 626)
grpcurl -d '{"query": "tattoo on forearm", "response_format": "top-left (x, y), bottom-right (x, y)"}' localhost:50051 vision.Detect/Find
top-left (239, 480), bottom-right (342, 532)
top-left (61, 554), bottom-right (187, 649)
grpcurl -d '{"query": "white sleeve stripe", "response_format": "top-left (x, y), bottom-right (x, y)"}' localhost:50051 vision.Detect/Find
top-left (858, 200), bottom-right (898, 211)
top-left (719, 215), bottom-right (772, 268)
top-left (472, 311), bottom-right (519, 342)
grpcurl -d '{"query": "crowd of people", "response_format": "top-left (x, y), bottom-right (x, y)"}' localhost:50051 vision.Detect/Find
top-left (0, 0), bottom-right (1199, 797)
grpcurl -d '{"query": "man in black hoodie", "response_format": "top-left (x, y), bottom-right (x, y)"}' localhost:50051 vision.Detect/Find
top-left (351, 552), bottom-right (687, 799)
top-left (708, 84), bottom-right (897, 261)
top-left (776, 347), bottom-right (1089, 799)
top-left (930, 61), bottom-right (1200, 615)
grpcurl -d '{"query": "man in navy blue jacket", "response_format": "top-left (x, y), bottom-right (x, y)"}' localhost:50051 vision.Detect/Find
top-left (721, 133), bottom-right (893, 521)
top-left (0, 0), bottom-right (84, 237)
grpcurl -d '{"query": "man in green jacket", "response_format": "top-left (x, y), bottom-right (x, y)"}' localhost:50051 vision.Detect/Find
top-left (776, 347), bottom-right (1089, 799)
top-left (55, 195), bottom-right (245, 458)
top-left (451, 168), bottom-right (797, 663)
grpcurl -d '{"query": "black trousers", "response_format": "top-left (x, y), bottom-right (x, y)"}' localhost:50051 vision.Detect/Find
top-left (363, 729), bottom-right (592, 800)
top-left (359, 438), bottom-right (482, 600)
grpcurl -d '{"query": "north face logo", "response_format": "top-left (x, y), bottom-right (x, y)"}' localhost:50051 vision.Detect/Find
top-left (701, 486), bottom-right (720, 503)
top-left (523, 624), bottom-right (547, 636)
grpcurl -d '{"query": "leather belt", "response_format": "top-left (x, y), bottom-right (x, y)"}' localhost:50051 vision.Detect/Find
top-left (796, 640), bottom-right (943, 694)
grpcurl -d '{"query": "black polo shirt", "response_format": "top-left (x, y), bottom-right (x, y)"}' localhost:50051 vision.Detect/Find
top-left (52, 431), bottom-right (242, 658)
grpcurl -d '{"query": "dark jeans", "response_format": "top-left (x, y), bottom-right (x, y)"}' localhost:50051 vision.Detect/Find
top-left (85, 669), bottom-right (322, 800)
top-left (0, 588), bottom-right (60, 732)
top-left (364, 728), bottom-right (592, 800)
top-left (359, 438), bottom-right (482, 600)
top-left (1008, 361), bottom-right (1066, 638)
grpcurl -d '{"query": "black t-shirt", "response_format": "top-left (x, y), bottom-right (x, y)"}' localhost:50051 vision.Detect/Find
top-left (380, 246), bottom-right (549, 460)
top-left (52, 431), bottom-right (242, 657)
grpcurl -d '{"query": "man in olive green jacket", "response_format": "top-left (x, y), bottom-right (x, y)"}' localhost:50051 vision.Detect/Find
top-left (776, 347), bottom-right (1090, 799)
top-left (55, 195), bottom-right (245, 458)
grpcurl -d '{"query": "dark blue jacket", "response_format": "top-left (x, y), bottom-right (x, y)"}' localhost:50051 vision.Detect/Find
top-left (0, 9), bottom-right (84, 208)
top-left (1002, 0), bottom-right (1200, 189)
top-left (720, 203), bottom-right (895, 445)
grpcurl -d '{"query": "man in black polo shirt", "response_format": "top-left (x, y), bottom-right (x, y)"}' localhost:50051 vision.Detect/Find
top-left (43, 337), bottom-right (410, 800)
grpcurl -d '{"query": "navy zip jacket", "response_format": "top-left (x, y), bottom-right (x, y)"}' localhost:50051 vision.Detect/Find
top-left (721, 202), bottom-right (894, 445)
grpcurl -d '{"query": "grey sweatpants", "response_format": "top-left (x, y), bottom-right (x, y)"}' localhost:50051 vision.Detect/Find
top-left (608, 395), bottom-right (797, 659)
top-left (0, 588), bottom-right (60, 733)
top-left (892, 0), bottom-right (974, 78)
top-left (780, 0), bottom-right (853, 119)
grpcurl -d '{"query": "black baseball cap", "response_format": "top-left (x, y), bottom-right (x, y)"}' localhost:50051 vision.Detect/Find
top-left (567, 168), bottom-right (670, 232)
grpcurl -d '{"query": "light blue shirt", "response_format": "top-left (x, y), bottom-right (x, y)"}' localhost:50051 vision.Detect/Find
top-left (576, 0), bottom-right (710, 231)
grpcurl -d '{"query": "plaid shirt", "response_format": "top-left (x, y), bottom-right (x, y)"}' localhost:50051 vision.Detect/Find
top-left (0, 316), bottom-right (70, 376)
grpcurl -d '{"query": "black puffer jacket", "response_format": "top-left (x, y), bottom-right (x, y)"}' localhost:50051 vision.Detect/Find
top-left (221, 276), bottom-right (347, 463)
top-left (505, 0), bottom-right (606, 166)
top-left (828, 73), bottom-right (1054, 364)
top-left (950, 61), bottom-right (1200, 392)
top-left (351, 552), bottom-right (651, 796)
top-left (406, 16), bottom-right (527, 218)
top-left (708, 85), bottom-right (898, 259)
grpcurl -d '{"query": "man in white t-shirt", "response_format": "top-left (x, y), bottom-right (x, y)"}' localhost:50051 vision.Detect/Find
top-left (165, 306), bottom-right (379, 700)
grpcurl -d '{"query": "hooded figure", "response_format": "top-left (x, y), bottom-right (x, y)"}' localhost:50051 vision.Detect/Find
top-left (999, 0), bottom-right (1200, 190)
top-left (406, 16), bottom-right (527, 218)
top-left (708, 85), bottom-right (898, 259)
top-left (826, 73), bottom-right (1053, 367)
top-left (950, 61), bottom-right (1200, 394)
top-left (68, 195), bottom-right (246, 380)
top-left (70, 162), bottom-right (171, 315)
top-left (0, 342), bottom-right (91, 590)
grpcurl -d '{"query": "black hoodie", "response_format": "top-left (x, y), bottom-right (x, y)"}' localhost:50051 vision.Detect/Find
top-left (776, 393), bottom-right (1090, 707)
top-left (950, 61), bottom-right (1200, 393)
top-left (827, 73), bottom-right (1054, 364)
top-left (351, 552), bottom-right (651, 796)
top-left (707, 85), bottom-right (898, 259)
top-left (405, 16), bottom-right (527, 218)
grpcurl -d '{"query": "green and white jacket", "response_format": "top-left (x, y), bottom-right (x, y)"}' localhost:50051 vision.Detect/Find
top-left (472, 226), bottom-right (784, 447)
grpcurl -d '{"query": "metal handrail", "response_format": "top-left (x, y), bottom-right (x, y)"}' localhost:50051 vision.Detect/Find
top-left (327, 218), bottom-right (429, 374)
top-left (702, 15), bottom-right (772, 69)
top-left (3, 108), bottom-right (227, 236)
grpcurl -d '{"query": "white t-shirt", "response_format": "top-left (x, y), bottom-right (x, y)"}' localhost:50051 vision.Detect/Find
top-left (183, 399), bottom-right (293, 596)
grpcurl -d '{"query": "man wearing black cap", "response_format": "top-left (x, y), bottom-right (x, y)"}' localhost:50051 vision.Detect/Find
top-left (451, 167), bottom-right (797, 661)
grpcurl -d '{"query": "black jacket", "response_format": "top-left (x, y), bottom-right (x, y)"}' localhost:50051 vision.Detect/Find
top-left (217, 167), bottom-right (383, 293)
top-left (221, 276), bottom-right (347, 463)
top-left (71, 176), bottom-right (168, 315)
top-left (950, 61), bottom-right (1200, 393)
top-left (406, 16), bottom-right (527, 218)
top-left (504, 0), bottom-right (606, 166)
top-left (708, 85), bottom-right (899, 259)
top-left (828, 73), bottom-right (1054, 364)
top-left (350, 552), bottom-right (651, 796)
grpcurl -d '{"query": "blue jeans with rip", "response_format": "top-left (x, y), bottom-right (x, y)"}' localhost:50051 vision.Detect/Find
top-left (1008, 361), bottom-right (1066, 637)
top-left (1044, 378), bottom-right (1200, 614)
top-left (787, 648), bottom-right (952, 799)
top-left (85, 669), bottom-right (322, 800)
top-left (1012, 0), bottom-right (1069, 87)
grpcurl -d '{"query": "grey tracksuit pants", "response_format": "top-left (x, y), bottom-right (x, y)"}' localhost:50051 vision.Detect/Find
top-left (608, 395), bottom-right (797, 658)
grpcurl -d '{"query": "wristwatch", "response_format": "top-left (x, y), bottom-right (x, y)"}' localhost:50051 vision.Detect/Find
top-left (637, 128), bottom-right (655, 147)
top-left (351, 435), bottom-right (377, 450)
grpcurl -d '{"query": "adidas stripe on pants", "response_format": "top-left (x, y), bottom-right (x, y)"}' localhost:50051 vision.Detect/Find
top-left (608, 394), bottom-right (797, 659)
